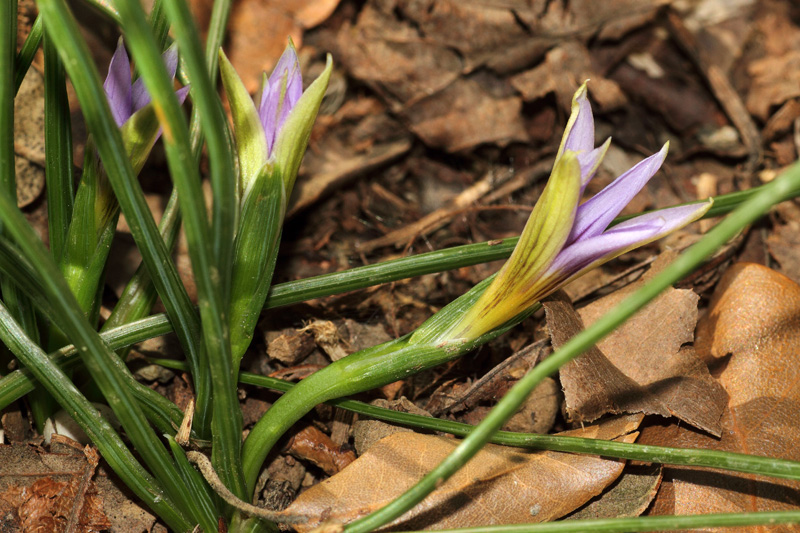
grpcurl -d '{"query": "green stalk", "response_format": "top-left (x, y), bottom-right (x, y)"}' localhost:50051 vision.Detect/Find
top-left (394, 511), bottom-right (800, 532)
top-left (342, 160), bottom-right (800, 533)
top-left (128, 361), bottom-right (800, 486)
top-left (0, 301), bottom-right (191, 531)
top-left (43, 29), bottom-right (75, 262)
top-left (239, 276), bottom-right (528, 494)
top-left (14, 14), bottom-right (42, 94)
top-left (113, 0), bottom-right (246, 499)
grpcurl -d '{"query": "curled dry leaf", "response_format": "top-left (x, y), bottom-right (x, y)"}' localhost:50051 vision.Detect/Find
top-left (546, 254), bottom-right (727, 436)
top-left (284, 414), bottom-right (643, 531)
top-left (286, 425), bottom-right (356, 476)
top-left (565, 463), bottom-right (662, 520)
top-left (643, 263), bottom-right (800, 525)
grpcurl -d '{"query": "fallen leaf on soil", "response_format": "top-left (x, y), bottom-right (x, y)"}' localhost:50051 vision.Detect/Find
top-left (510, 42), bottom-right (627, 112)
top-left (643, 263), bottom-right (800, 524)
top-left (403, 77), bottom-right (528, 152)
top-left (0, 444), bottom-right (111, 533)
top-left (218, 0), bottom-right (340, 92)
top-left (579, 257), bottom-right (727, 435)
top-left (285, 414), bottom-right (643, 531)
top-left (286, 425), bottom-right (356, 475)
top-left (746, 51), bottom-right (800, 120)
top-left (546, 254), bottom-right (727, 435)
top-left (0, 442), bottom-right (158, 532)
top-left (565, 464), bottom-right (662, 520)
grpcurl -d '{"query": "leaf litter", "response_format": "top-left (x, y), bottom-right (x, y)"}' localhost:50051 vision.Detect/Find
top-left (10, 0), bottom-right (800, 529)
top-left (642, 263), bottom-right (800, 525)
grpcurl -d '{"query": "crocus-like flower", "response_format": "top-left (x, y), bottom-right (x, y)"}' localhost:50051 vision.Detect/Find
top-left (219, 42), bottom-right (332, 201)
top-left (102, 39), bottom-right (189, 172)
top-left (447, 83), bottom-right (712, 341)
top-left (221, 43), bottom-right (332, 362)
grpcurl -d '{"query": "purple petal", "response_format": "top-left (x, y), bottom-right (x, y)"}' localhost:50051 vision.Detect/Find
top-left (567, 143), bottom-right (668, 245)
top-left (259, 45), bottom-right (302, 153)
top-left (576, 137), bottom-right (610, 190)
top-left (132, 46), bottom-right (181, 114)
top-left (562, 84), bottom-right (594, 154)
top-left (162, 45), bottom-right (179, 80)
top-left (174, 84), bottom-right (190, 105)
top-left (610, 202), bottom-right (712, 243)
top-left (103, 39), bottom-right (133, 127)
top-left (550, 219), bottom-right (665, 276)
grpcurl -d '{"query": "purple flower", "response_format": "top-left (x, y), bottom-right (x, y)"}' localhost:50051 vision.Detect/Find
top-left (102, 39), bottom-right (189, 128)
top-left (450, 83), bottom-right (712, 341)
top-left (219, 42), bottom-right (332, 200)
top-left (257, 45), bottom-right (303, 157)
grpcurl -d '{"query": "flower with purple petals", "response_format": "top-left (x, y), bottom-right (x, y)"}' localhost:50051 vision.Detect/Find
top-left (257, 46), bottom-right (303, 157)
top-left (101, 39), bottom-right (189, 172)
top-left (103, 39), bottom-right (189, 128)
top-left (449, 83), bottom-right (712, 341)
top-left (219, 42), bottom-right (332, 201)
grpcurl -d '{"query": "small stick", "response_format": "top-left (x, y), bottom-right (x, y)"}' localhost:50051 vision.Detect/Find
top-left (186, 451), bottom-right (308, 525)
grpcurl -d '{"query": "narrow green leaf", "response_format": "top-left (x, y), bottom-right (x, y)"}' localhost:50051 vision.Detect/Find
top-left (43, 30), bottom-right (75, 262)
top-left (14, 14), bottom-right (42, 94)
top-left (219, 49), bottom-right (268, 195)
top-left (162, 0), bottom-right (237, 320)
top-left (39, 0), bottom-right (208, 439)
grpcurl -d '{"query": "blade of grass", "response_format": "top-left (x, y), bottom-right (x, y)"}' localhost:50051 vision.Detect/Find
top-left (3, 0), bottom-right (43, 424)
top-left (43, 29), bottom-right (75, 262)
top-left (393, 511), bottom-right (800, 532)
top-left (147, 0), bottom-right (171, 52)
top-left (103, 0), bottom-right (232, 352)
top-left (113, 0), bottom-right (246, 499)
top-left (14, 14), bottom-right (42, 94)
top-left (342, 159), bottom-right (800, 533)
top-left (105, 0), bottom-right (232, 335)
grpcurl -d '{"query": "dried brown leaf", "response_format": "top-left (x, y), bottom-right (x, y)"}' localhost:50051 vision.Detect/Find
top-left (286, 425), bottom-right (356, 475)
top-left (0, 444), bottom-right (156, 532)
top-left (222, 0), bottom-right (340, 92)
top-left (546, 254), bottom-right (727, 436)
top-left (510, 42), bottom-right (627, 112)
top-left (644, 263), bottom-right (800, 527)
top-left (565, 464), bottom-right (662, 520)
top-left (285, 415), bottom-right (643, 531)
